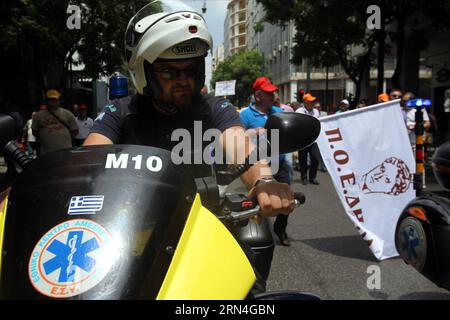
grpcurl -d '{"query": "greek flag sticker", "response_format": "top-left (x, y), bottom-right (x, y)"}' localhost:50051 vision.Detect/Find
top-left (68, 196), bottom-right (104, 215)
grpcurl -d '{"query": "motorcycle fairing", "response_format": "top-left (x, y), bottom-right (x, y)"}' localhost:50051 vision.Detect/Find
top-left (0, 190), bottom-right (8, 274)
top-left (397, 192), bottom-right (450, 290)
top-left (0, 145), bottom-right (197, 299)
top-left (157, 194), bottom-right (256, 300)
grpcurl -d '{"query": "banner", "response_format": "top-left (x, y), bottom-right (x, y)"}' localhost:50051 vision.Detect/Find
top-left (316, 101), bottom-right (416, 260)
top-left (215, 80), bottom-right (236, 96)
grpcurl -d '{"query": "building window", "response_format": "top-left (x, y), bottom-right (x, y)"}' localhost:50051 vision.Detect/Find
top-left (238, 36), bottom-right (246, 46)
top-left (238, 11), bottom-right (245, 22)
top-left (238, 24), bottom-right (245, 34)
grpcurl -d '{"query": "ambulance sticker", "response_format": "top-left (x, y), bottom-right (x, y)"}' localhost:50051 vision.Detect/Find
top-left (28, 219), bottom-right (116, 298)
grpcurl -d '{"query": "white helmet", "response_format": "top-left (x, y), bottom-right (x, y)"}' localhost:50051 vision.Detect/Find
top-left (125, 0), bottom-right (213, 95)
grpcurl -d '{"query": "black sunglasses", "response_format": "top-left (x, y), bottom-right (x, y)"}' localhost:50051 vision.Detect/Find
top-left (154, 65), bottom-right (197, 80)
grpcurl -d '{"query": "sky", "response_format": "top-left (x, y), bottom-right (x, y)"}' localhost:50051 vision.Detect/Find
top-left (180, 0), bottom-right (229, 88)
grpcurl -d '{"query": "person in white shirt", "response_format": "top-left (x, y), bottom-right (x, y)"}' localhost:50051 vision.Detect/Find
top-left (402, 92), bottom-right (431, 147)
top-left (22, 112), bottom-right (38, 159)
top-left (296, 94), bottom-right (320, 118)
top-left (74, 104), bottom-right (94, 146)
top-left (295, 93), bottom-right (321, 185)
top-left (314, 101), bottom-right (328, 118)
top-left (334, 99), bottom-right (350, 114)
top-left (313, 101), bottom-right (328, 172)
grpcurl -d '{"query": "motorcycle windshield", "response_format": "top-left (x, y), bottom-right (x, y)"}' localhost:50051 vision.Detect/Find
top-left (0, 145), bottom-right (197, 299)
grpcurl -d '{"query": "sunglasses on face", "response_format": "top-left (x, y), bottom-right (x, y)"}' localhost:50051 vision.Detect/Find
top-left (153, 65), bottom-right (197, 80)
top-left (391, 94), bottom-right (401, 99)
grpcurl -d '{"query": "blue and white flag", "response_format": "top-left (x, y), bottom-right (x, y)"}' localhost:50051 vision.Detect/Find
top-left (68, 196), bottom-right (104, 215)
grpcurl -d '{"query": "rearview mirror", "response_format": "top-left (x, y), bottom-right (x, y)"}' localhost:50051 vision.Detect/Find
top-left (0, 114), bottom-right (17, 153)
top-left (265, 112), bottom-right (321, 154)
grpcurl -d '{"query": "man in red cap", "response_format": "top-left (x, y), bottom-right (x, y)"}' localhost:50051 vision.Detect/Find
top-left (240, 76), bottom-right (293, 247)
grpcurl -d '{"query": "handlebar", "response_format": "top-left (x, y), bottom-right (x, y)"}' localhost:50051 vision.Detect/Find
top-left (221, 192), bottom-right (305, 223)
top-left (3, 140), bottom-right (31, 170)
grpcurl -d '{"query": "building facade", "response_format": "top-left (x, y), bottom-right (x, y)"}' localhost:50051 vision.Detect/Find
top-left (224, 0), bottom-right (247, 57)
top-left (212, 43), bottom-right (225, 72)
top-left (223, 0), bottom-right (439, 115)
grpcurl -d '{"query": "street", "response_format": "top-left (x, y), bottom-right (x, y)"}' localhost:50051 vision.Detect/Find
top-left (229, 169), bottom-right (450, 300)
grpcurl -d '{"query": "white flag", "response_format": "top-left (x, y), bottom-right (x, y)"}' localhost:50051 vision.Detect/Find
top-left (316, 101), bottom-right (416, 260)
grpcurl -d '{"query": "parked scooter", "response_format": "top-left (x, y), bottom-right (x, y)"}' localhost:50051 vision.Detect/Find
top-left (395, 140), bottom-right (450, 290)
top-left (0, 112), bottom-right (321, 299)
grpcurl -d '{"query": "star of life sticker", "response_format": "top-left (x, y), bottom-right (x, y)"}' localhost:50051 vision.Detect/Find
top-left (28, 219), bottom-right (117, 298)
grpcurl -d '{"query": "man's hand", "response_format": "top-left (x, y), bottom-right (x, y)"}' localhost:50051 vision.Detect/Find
top-left (248, 181), bottom-right (295, 218)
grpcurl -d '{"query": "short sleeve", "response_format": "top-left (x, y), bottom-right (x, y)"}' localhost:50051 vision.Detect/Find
top-left (90, 104), bottom-right (124, 143)
top-left (239, 110), bottom-right (250, 129)
top-left (209, 98), bottom-right (243, 132)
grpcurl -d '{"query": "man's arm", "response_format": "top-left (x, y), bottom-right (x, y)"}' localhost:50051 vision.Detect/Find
top-left (83, 133), bottom-right (113, 145)
top-left (82, 102), bottom-right (123, 146)
top-left (221, 126), bottom-right (294, 218)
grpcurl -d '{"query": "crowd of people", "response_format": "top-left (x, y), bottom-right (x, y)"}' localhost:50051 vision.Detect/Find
top-left (236, 80), bottom-right (440, 247)
top-left (0, 2), bottom-right (445, 298)
top-left (0, 0), bottom-right (437, 254)
top-left (3, 78), bottom-right (437, 243)
top-left (3, 90), bottom-right (94, 184)
top-left (2, 76), bottom-right (437, 248)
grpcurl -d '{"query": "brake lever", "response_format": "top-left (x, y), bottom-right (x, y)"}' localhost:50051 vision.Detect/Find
top-left (220, 192), bottom-right (305, 223)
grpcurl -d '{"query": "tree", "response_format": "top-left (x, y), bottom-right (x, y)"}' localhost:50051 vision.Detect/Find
top-left (387, 0), bottom-right (450, 91)
top-left (258, 0), bottom-right (377, 105)
top-left (257, 0), bottom-right (450, 99)
top-left (211, 51), bottom-right (269, 106)
top-left (0, 0), bottom-right (148, 110)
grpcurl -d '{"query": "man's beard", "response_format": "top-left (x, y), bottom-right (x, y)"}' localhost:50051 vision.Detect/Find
top-left (153, 86), bottom-right (194, 115)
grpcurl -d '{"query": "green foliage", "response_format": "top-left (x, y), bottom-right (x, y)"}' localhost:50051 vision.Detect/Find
top-left (258, 0), bottom-right (375, 79)
top-left (0, 0), bottom-right (149, 80)
top-left (253, 20), bottom-right (265, 33)
top-left (211, 50), bottom-right (269, 106)
top-left (257, 0), bottom-right (450, 94)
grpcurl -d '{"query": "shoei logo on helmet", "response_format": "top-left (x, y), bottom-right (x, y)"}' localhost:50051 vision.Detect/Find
top-left (173, 43), bottom-right (198, 56)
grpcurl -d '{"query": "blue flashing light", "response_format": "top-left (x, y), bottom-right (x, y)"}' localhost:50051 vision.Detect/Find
top-left (406, 98), bottom-right (432, 108)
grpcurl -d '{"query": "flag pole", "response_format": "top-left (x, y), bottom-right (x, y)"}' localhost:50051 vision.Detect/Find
top-left (414, 104), bottom-right (425, 197)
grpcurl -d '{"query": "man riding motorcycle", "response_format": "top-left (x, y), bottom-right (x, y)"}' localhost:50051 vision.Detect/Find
top-left (84, 1), bottom-right (296, 219)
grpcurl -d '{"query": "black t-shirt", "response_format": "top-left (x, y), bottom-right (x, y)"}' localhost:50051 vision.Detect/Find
top-left (91, 94), bottom-right (242, 177)
top-left (92, 94), bottom-right (241, 144)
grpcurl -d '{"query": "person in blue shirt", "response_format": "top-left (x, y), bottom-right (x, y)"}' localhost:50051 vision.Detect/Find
top-left (240, 77), bottom-right (292, 247)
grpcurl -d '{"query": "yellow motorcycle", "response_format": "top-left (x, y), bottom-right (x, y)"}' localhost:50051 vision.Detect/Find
top-left (0, 112), bottom-right (320, 299)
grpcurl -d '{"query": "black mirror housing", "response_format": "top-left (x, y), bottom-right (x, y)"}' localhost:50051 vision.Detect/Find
top-left (265, 112), bottom-right (321, 154)
top-left (0, 114), bottom-right (17, 153)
